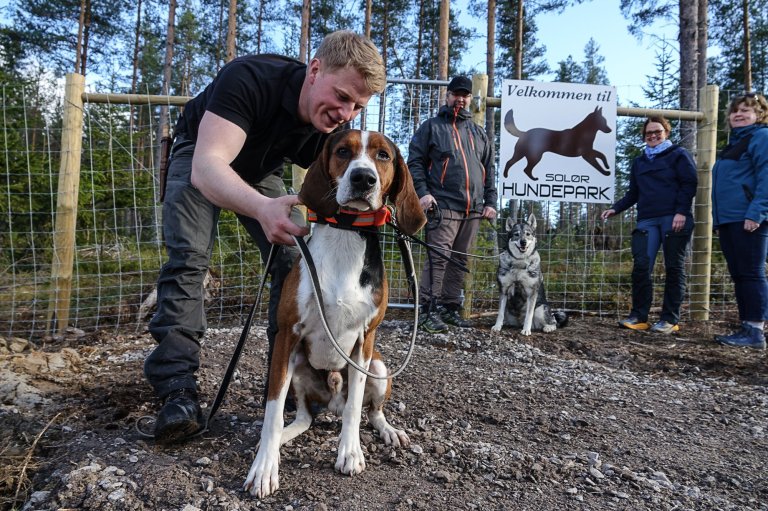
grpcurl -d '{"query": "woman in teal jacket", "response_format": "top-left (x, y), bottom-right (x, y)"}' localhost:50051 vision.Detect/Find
top-left (712, 93), bottom-right (768, 350)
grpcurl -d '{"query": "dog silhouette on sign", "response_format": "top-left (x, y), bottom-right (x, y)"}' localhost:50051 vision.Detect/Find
top-left (503, 106), bottom-right (612, 181)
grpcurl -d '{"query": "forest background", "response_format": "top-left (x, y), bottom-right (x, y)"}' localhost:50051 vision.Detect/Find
top-left (0, 0), bottom-right (766, 337)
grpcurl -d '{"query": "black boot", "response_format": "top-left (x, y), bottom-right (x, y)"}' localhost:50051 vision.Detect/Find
top-left (154, 388), bottom-right (203, 444)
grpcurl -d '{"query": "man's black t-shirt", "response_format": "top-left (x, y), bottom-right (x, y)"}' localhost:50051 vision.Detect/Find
top-left (175, 55), bottom-right (329, 183)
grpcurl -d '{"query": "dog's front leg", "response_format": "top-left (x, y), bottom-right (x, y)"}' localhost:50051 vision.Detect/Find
top-left (336, 339), bottom-right (368, 476)
top-left (521, 289), bottom-right (538, 336)
top-left (491, 291), bottom-right (508, 333)
top-left (243, 347), bottom-right (298, 498)
top-left (365, 357), bottom-right (409, 448)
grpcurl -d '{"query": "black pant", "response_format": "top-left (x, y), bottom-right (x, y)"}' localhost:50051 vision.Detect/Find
top-left (144, 140), bottom-right (299, 398)
top-left (630, 224), bottom-right (692, 324)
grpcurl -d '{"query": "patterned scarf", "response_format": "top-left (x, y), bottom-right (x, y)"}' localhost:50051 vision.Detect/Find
top-left (644, 139), bottom-right (673, 159)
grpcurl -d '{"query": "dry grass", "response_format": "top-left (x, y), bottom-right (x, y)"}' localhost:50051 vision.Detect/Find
top-left (0, 413), bottom-right (60, 510)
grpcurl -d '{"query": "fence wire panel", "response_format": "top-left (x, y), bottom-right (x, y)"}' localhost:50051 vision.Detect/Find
top-left (0, 79), bottom-right (745, 340)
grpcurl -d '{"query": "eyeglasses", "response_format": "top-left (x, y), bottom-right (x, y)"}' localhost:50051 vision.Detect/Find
top-left (645, 129), bottom-right (664, 137)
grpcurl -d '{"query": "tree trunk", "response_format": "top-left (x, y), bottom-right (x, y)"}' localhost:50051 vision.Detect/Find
top-left (364, 0), bottom-right (372, 38)
top-left (256, 0), bottom-right (264, 53)
top-left (156, 0), bottom-right (177, 211)
top-left (226, 0), bottom-right (237, 63)
top-left (486, 0), bottom-right (496, 136)
top-left (437, 0), bottom-right (450, 112)
top-left (515, 0), bottom-right (523, 80)
top-left (75, 0), bottom-right (86, 73)
top-left (80, 0), bottom-right (92, 75)
top-left (129, 0), bottom-right (142, 135)
top-left (697, 0), bottom-right (708, 91)
top-left (679, 0), bottom-right (698, 153)
top-left (743, 0), bottom-right (752, 91)
top-left (438, 0), bottom-right (449, 82)
top-left (300, 0), bottom-right (310, 63)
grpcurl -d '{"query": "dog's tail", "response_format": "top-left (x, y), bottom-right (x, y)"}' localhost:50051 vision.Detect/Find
top-left (553, 310), bottom-right (568, 328)
top-left (504, 109), bottom-right (525, 138)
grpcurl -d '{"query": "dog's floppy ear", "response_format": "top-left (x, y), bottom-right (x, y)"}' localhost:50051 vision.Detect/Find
top-left (388, 141), bottom-right (426, 236)
top-left (299, 134), bottom-right (339, 218)
top-left (527, 213), bottom-right (537, 231)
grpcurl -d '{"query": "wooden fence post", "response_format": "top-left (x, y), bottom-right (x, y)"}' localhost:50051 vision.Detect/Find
top-left (690, 84), bottom-right (719, 320)
top-left (47, 73), bottom-right (85, 335)
top-left (460, 73), bottom-right (490, 319)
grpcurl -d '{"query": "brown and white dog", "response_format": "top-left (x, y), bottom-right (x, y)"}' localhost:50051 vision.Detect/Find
top-left (243, 130), bottom-right (425, 498)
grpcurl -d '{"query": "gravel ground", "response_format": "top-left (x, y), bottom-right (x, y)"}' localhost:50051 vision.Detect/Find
top-left (1, 313), bottom-right (767, 511)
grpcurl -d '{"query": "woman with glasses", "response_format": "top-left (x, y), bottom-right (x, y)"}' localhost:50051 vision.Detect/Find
top-left (713, 92), bottom-right (768, 350)
top-left (601, 116), bottom-right (698, 334)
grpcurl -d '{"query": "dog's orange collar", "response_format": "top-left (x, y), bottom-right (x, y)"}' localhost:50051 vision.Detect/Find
top-left (307, 206), bottom-right (392, 229)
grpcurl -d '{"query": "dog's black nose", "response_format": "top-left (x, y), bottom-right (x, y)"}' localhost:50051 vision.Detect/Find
top-left (349, 167), bottom-right (378, 190)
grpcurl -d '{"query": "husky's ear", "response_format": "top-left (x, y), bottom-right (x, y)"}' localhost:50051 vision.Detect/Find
top-left (527, 213), bottom-right (537, 231)
top-left (506, 215), bottom-right (516, 232)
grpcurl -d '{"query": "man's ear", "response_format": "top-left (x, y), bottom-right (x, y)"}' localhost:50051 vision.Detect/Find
top-left (307, 58), bottom-right (321, 84)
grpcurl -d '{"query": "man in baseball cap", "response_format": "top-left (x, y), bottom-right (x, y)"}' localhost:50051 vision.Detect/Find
top-left (407, 75), bottom-right (497, 333)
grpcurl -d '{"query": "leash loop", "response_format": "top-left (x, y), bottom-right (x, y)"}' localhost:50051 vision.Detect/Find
top-left (292, 233), bottom-right (419, 379)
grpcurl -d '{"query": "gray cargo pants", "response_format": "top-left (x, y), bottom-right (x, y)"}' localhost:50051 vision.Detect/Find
top-left (145, 139), bottom-right (300, 399)
top-left (418, 209), bottom-right (481, 311)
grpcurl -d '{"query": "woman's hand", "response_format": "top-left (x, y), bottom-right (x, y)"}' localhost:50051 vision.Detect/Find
top-left (672, 213), bottom-right (687, 232)
top-left (744, 219), bottom-right (760, 232)
top-left (600, 209), bottom-right (615, 221)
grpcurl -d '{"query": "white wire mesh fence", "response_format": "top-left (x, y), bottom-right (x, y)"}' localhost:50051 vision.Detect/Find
top-left (0, 78), bottom-right (739, 339)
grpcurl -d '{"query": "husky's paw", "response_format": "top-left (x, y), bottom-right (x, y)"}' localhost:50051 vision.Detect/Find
top-left (542, 324), bottom-right (556, 333)
top-left (491, 323), bottom-right (503, 333)
top-left (521, 328), bottom-right (532, 336)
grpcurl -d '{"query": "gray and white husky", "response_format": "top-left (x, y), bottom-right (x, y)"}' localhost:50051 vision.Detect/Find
top-left (491, 214), bottom-right (568, 335)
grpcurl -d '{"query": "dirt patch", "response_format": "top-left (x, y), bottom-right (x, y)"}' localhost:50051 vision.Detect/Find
top-left (1, 315), bottom-right (767, 511)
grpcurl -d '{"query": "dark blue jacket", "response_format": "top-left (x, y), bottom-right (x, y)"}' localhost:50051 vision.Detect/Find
top-left (611, 144), bottom-right (697, 221)
top-left (712, 124), bottom-right (768, 227)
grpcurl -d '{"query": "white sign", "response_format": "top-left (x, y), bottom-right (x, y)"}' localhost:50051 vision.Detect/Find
top-left (499, 80), bottom-right (617, 204)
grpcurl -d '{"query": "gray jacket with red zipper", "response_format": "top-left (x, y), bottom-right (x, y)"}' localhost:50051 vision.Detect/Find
top-left (407, 104), bottom-right (497, 215)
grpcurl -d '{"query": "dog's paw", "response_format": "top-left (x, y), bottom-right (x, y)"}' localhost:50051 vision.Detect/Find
top-left (491, 323), bottom-right (503, 333)
top-left (243, 447), bottom-right (281, 498)
top-left (521, 328), bottom-right (532, 336)
top-left (335, 439), bottom-right (366, 476)
top-left (379, 426), bottom-right (410, 448)
top-left (542, 324), bottom-right (556, 333)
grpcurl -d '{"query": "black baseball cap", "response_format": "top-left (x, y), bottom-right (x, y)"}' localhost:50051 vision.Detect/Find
top-left (447, 76), bottom-right (472, 94)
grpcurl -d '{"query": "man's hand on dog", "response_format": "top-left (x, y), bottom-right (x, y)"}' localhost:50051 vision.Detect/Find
top-left (257, 195), bottom-right (310, 245)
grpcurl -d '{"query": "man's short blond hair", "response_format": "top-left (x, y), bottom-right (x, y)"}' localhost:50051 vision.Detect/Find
top-left (313, 31), bottom-right (386, 94)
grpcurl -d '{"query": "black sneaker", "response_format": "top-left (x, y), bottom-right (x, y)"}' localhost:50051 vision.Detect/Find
top-left (154, 388), bottom-right (203, 444)
top-left (439, 306), bottom-right (472, 328)
top-left (418, 311), bottom-right (448, 333)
